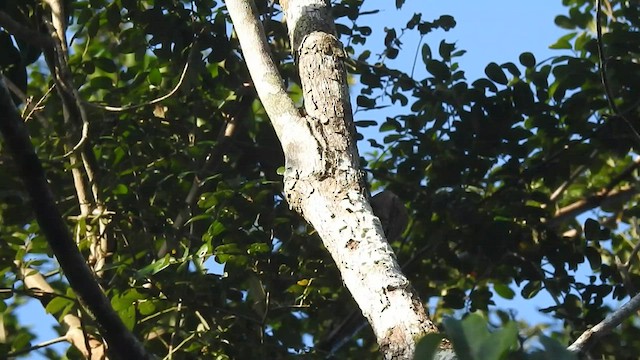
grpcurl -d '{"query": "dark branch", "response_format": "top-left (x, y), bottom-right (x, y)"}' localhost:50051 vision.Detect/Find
top-left (0, 79), bottom-right (153, 360)
top-left (0, 11), bottom-right (52, 48)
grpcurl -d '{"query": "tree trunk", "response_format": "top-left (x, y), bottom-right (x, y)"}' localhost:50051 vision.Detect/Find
top-left (224, 1), bottom-right (446, 358)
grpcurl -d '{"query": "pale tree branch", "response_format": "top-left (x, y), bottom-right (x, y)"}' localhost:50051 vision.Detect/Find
top-left (224, 0), bottom-right (319, 178)
top-left (8, 336), bottom-right (68, 358)
top-left (225, 1), bottom-right (449, 359)
top-left (568, 291), bottom-right (640, 354)
top-left (549, 186), bottom-right (638, 227)
top-left (40, 1), bottom-right (114, 276)
top-left (549, 150), bottom-right (597, 202)
top-left (550, 155), bottom-right (640, 223)
top-left (16, 263), bottom-right (107, 359)
top-left (549, 156), bottom-right (640, 228)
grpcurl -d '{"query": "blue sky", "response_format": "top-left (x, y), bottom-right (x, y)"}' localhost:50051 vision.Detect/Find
top-left (384, 1), bottom-right (569, 80)
top-left (351, 0), bottom-right (577, 333)
top-left (15, 1), bottom-right (575, 358)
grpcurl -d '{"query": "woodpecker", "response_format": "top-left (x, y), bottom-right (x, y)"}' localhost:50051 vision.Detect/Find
top-left (370, 190), bottom-right (408, 242)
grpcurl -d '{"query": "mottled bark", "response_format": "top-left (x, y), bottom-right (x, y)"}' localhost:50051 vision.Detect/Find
top-left (225, 1), bottom-right (446, 358)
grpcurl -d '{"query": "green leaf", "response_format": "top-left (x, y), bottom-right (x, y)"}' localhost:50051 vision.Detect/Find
top-left (90, 76), bottom-right (114, 89)
top-left (413, 333), bottom-right (444, 360)
top-left (358, 50), bottom-right (371, 61)
top-left (87, 15), bottom-right (100, 38)
top-left (493, 283), bottom-right (515, 299)
top-left (522, 281), bottom-right (541, 299)
top-left (574, 32), bottom-right (591, 51)
top-left (554, 15), bottom-right (576, 30)
top-left (380, 118), bottom-right (401, 132)
top-left (426, 59), bottom-right (450, 80)
top-left (248, 242), bottom-right (270, 254)
top-left (443, 316), bottom-right (473, 360)
top-left (406, 13), bottom-right (421, 29)
top-left (215, 243), bottom-right (242, 255)
top-left (435, 15), bottom-right (456, 31)
top-left (502, 62), bottom-right (521, 77)
top-left (472, 78), bottom-right (498, 93)
top-left (478, 321), bottom-right (518, 359)
top-left (45, 296), bottom-right (74, 315)
top-left (383, 134), bottom-right (402, 144)
top-left (12, 332), bottom-right (32, 352)
top-left (138, 300), bottom-right (156, 316)
top-left (550, 32), bottom-right (577, 50)
top-left (443, 288), bottom-right (466, 309)
top-left (106, 3), bottom-right (121, 29)
top-left (512, 81), bottom-right (534, 110)
top-left (444, 314), bottom-right (518, 360)
top-left (386, 47), bottom-right (399, 59)
top-left (148, 68), bottom-right (162, 86)
top-left (112, 183), bottom-right (129, 195)
top-left (356, 95), bottom-right (376, 108)
top-left (584, 218), bottom-right (600, 241)
top-left (439, 40), bottom-right (456, 61)
top-left (94, 57), bottom-right (119, 73)
top-left (119, 302), bottom-right (136, 330)
top-left (207, 221), bottom-right (226, 237)
top-left (585, 246), bottom-right (602, 271)
top-left (485, 62), bottom-right (508, 85)
top-left (137, 255), bottom-right (173, 277)
top-left (355, 120), bottom-right (377, 127)
top-left (421, 43), bottom-right (432, 64)
top-left (536, 336), bottom-right (578, 360)
top-left (519, 52), bottom-right (536, 67)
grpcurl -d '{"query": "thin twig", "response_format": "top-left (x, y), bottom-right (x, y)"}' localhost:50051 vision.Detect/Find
top-left (410, 34), bottom-right (424, 78)
top-left (42, 17), bottom-right (91, 158)
top-left (24, 85), bottom-right (56, 123)
top-left (7, 336), bottom-right (68, 357)
top-left (626, 240), bottom-right (640, 270)
top-left (549, 150), bottom-right (597, 202)
top-left (550, 186), bottom-right (637, 227)
top-left (167, 299), bottom-right (184, 359)
top-left (603, 157), bottom-right (640, 194)
top-left (568, 291), bottom-right (640, 353)
top-left (615, 220), bottom-right (640, 295)
top-left (549, 156), bottom-right (640, 226)
top-left (85, 38), bottom-right (199, 113)
top-left (0, 74), bottom-right (53, 126)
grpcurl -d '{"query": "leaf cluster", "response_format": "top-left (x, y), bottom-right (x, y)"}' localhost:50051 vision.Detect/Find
top-left (1, 0), bottom-right (640, 359)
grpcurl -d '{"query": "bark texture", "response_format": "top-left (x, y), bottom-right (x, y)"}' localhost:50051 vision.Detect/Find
top-left (225, 0), bottom-right (442, 358)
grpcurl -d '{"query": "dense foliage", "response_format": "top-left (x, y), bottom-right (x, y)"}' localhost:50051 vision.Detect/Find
top-left (1, 0), bottom-right (639, 358)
